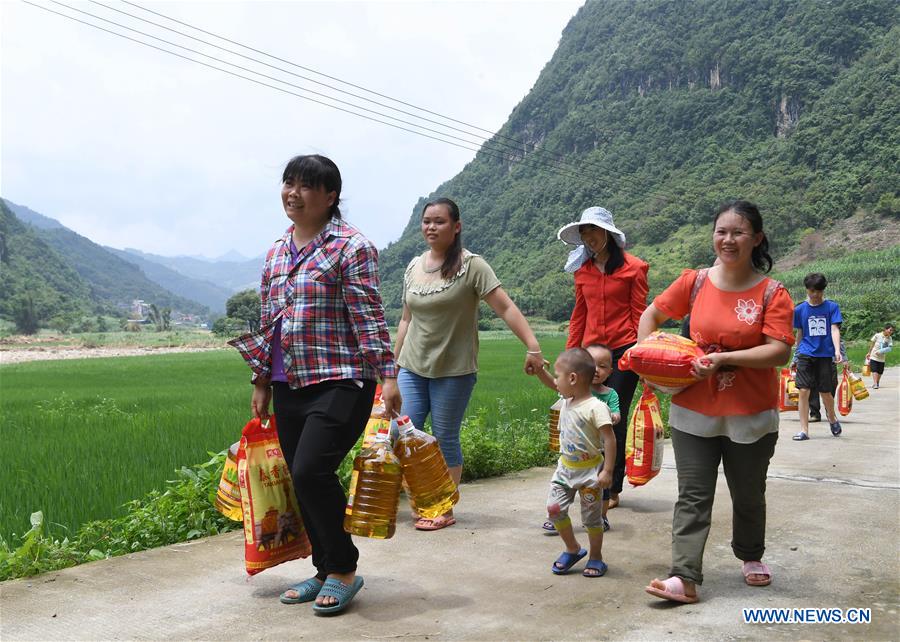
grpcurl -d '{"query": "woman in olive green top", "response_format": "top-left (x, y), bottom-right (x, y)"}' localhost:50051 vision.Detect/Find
top-left (394, 197), bottom-right (544, 530)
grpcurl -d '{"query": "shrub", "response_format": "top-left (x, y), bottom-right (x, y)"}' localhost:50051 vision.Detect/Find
top-left (0, 452), bottom-right (237, 581)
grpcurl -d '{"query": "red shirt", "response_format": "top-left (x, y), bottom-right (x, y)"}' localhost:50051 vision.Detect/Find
top-left (654, 269), bottom-right (794, 416)
top-left (567, 252), bottom-right (649, 350)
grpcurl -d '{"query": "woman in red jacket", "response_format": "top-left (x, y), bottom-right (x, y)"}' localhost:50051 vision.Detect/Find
top-left (558, 207), bottom-right (649, 516)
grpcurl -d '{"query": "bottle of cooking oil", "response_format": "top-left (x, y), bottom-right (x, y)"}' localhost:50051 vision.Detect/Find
top-left (548, 398), bottom-right (563, 452)
top-left (786, 378), bottom-right (799, 403)
top-left (393, 415), bottom-right (459, 519)
top-left (343, 422), bottom-right (402, 539)
top-left (848, 370), bottom-right (869, 400)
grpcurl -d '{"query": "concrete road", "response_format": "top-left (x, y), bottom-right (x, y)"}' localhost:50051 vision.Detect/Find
top-left (3, 369), bottom-right (898, 641)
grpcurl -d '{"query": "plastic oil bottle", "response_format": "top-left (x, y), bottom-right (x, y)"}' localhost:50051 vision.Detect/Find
top-left (848, 370), bottom-right (869, 400)
top-left (344, 422), bottom-right (402, 539)
top-left (393, 415), bottom-right (459, 519)
top-left (548, 398), bottom-right (563, 452)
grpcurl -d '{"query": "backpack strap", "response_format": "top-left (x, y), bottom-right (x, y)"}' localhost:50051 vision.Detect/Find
top-left (688, 268), bottom-right (709, 312)
top-left (691, 269), bottom-right (783, 312)
top-left (761, 277), bottom-right (783, 308)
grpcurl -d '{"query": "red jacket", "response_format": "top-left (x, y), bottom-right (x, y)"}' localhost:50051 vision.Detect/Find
top-left (566, 252), bottom-right (649, 351)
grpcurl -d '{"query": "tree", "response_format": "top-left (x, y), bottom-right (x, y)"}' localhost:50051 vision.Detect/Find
top-left (226, 290), bottom-right (261, 332)
top-left (147, 304), bottom-right (171, 332)
top-left (13, 295), bottom-right (39, 335)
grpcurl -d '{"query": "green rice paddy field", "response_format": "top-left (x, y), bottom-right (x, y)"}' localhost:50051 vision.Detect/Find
top-left (0, 334), bottom-right (566, 542)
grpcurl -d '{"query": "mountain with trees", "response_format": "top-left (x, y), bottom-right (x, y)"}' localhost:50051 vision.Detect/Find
top-left (104, 247), bottom-right (233, 313)
top-left (0, 199), bottom-right (210, 330)
top-left (120, 248), bottom-right (261, 293)
top-left (0, 201), bottom-right (93, 332)
top-left (377, 0), bottom-right (899, 334)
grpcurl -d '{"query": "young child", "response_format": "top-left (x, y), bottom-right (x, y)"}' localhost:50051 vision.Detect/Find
top-left (543, 344), bottom-right (621, 535)
top-left (792, 273), bottom-right (845, 441)
top-left (867, 323), bottom-right (894, 390)
top-left (536, 348), bottom-right (616, 577)
top-left (585, 344), bottom-right (620, 527)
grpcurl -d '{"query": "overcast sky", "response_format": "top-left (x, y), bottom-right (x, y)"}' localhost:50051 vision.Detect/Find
top-left (2, 0), bottom-right (582, 258)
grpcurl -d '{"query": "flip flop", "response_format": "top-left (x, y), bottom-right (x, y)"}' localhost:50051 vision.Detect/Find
top-left (552, 548), bottom-right (587, 575)
top-left (742, 561), bottom-right (772, 586)
top-left (645, 576), bottom-right (699, 604)
top-left (792, 432), bottom-right (809, 441)
top-left (279, 577), bottom-right (324, 604)
top-left (608, 495), bottom-right (620, 509)
top-left (312, 576), bottom-right (364, 616)
top-left (542, 520), bottom-right (559, 535)
top-left (415, 515), bottom-right (456, 531)
top-left (582, 559), bottom-right (608, 578)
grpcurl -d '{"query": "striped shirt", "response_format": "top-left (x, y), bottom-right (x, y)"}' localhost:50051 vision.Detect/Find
top-left (229, 218), bottom-right (397, 388)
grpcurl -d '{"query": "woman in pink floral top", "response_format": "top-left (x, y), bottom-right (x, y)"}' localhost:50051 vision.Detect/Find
top-left (637, 201), bottom-right (793, 604)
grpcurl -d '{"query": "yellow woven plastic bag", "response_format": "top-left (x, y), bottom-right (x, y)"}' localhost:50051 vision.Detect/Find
top-left (625, 388), bottom-right (665, 486)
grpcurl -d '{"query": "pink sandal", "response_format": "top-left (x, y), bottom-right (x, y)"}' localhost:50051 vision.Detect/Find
top-left (414, 515), bottom-right (456, 531)
top-left (645, 576), bottom-right (699, 604)
top-left (742, 561), bottom-right (772, 586)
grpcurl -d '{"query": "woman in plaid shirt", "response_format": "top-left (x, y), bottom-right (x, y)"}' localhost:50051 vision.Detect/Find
top-left (231, 155), bottom-right (399, 615)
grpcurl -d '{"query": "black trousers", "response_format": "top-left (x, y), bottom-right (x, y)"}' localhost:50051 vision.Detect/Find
top-left (608, 342), bottom-right (640, 495)
top-left (273, 379), bottom-right (376, 577)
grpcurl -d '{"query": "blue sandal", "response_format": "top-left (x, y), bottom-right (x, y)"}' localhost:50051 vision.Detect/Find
top-left (583, 559), bottom-right (608, 577)
top-left (542, 520), bottom-right (558, 535)
top-left (312, 576), bottom-right (365, 615)
top-left (280, 577), bottom-right (324, 604)
top-left (552, 548), bottom-right (587, 575)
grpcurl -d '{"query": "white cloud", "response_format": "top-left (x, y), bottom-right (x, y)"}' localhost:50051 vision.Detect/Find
top-left (1, 0), bottom-right (581, 256)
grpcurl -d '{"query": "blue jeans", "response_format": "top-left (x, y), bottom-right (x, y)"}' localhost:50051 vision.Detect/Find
top-left (397, 369), bottom-right (477, 468)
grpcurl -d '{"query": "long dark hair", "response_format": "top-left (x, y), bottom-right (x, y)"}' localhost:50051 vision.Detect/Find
top-left (281, 154), bottom-right (342, 219)
top-left (422, 197), bottom-right (462, 279)
top-left (714, 200), bottom-right (773, 273)
top-left (605, 238), bottom-right (625, 274)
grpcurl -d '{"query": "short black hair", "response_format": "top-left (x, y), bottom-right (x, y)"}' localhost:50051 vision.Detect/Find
top-left (803, 273), bottom-right (828, 291)
top-left (281, 154), bottom-right (342, 219)
top-left (558, 347), bottom-right (597, 381)
top-left (885, 323), bottom-right (895, 330)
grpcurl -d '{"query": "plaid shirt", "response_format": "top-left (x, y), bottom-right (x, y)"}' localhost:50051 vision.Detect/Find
top-left (229, 218), bottom-right (397, 388)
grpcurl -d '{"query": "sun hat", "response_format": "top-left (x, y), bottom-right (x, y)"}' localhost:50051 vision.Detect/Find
top-left (558, 207), bottom-right (627, 272)
top-left (557, 206), bottom-right (626, 248)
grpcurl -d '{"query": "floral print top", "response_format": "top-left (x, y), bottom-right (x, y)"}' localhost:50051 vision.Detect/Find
top-left (653, 269), bottom-right (794, 416)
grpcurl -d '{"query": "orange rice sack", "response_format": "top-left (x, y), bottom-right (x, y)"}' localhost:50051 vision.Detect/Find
top-left (618, 331), bottom-right (706, 394)
top-left (625, 387), bottom-right (665, 487)
top-left (778, 368), bottom-right (799, 412)
top-left (837, 369), bottom-right (853, 416)
top-left (237, 416), bottom-right (311, 576)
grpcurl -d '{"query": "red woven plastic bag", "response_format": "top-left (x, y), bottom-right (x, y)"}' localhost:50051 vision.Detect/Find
top-left (625, 388), bottom-right (665, 487)
top-left (619, 332), bottom-right (705, 394)
top-left (237, 416), bottom-right (311, 575)
top-left (837, 368), bottom-right (853, 416)
top-left (778, 368), bottom-right (799, 412)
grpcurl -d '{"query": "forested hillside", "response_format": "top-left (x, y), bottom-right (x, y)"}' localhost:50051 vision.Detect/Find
top-left (0, 200), bottom-right (209, 330)
top-left (0, 201), bottom-right (92, 327)
top-left (33, 227), bottom-right (208, 316)
top-left (105, 247), bottom-right (232, 313)
top-left (378, 0), bottom-right (899, 330)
